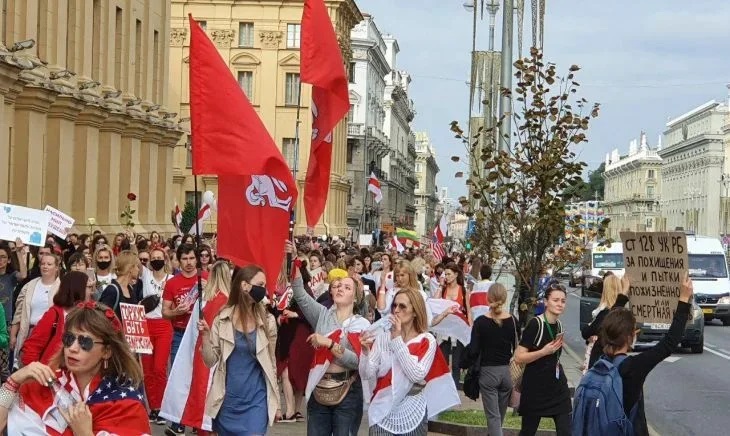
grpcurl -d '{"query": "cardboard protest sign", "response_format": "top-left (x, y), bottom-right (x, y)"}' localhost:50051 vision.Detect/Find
top-left (119, 303), bottom-right (153, 354)
top-left (44, 205), bottom-right (75, 238)
top-left (0, 203), bottom-right (50, 246)
top-left (620, 231), bottom-right (688, 325)
top-left (308, 267), bottom-right (328, 299)
top-left (358, 234), bottom-right (373, 247)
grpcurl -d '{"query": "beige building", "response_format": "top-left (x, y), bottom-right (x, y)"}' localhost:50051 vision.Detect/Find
top-left (602, 133), bottom-right (663, 239)
top-left (0, 0), bottom-right (181, 234)
top-left (413, 132), bottom-right (439, 239)
top-left (169, 0), bottom-right (362, 236)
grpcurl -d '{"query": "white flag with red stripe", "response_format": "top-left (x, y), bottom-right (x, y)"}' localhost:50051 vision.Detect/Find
top-left (430, 214), bottom-right (448, 261)
top-left (172, 202), bottom-right (183, 235)
top-left (427, 298), bottom-right (471, 345)
top-left (188, 203), bottom-right (211, 236)
top-left (469, 280), bottom-right (493, 320)
top-left (305, 316), bottom-right (370, 400)
top-left (365, 333), bottom-right (460, 427)
top-left (367, 172), bottom-right (383, 203)
top-left (388, 235), bottom-right (404, 253)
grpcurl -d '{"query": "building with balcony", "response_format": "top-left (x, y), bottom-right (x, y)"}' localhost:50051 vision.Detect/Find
top-left (603, 133), bottom-right (663, 239)
top-left (659, 100), bottom-right (728, 237)
top-left (169, 0), bottom-right (362, 236)
top-left (380, 34), bottom-right (417, 231)
top-left (0, 0), bottom-right (182, 234)
top-left (413, 132), bottom-right (439, 238)
top-left (345, 14), bottom-right (390, 233)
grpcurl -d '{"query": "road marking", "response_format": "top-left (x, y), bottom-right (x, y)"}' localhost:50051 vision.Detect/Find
top-left (663, 356), bottom-right (681, 363)
top-left (704, 346), bottom-right (730, 360)
top-left (705, 341), bottom-right (717, 347)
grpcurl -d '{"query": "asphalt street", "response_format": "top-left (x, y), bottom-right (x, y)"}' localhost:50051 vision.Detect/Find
top-left (563, 284), bottom-right (730, 436)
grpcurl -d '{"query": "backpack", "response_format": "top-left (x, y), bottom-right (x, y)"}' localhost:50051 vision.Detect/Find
top-left (571, 355), bottom-right (640, 436)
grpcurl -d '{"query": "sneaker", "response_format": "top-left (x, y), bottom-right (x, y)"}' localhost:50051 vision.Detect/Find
top-left (165, 424), bottom-right (185, 435)
top-left (154, 414), bottom-right (167, 426)
top-left (148, 410), bottom-right (159, 423)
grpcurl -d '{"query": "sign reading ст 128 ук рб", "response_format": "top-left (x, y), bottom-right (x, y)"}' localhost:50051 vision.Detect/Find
top-left (620, 231), bottom-right (688, 325)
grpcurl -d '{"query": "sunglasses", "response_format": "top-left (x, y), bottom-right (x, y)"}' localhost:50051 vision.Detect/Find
top-left (550, 284), bottom-right (566, 291)
top-left (391, 302), bottom-right (409, 312)
top-left (200, 253), bottom-right (210, 258)
top-left (139, 258), bottom-right (149, 263)
top-left (62, 332), bottom-right (105, 352)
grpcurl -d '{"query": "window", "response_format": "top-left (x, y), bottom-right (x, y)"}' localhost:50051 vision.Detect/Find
top-left (348, 62), bottom-right (356, 83)
top-left (282, 138), bottom-right (296, 169)
top-left (415, 163), bottom-right (423, 173)
top-left (238, 22), bottom-right (254, 47)
top-left (647, 169), bottom-right (655, 179)
top-left (186, 146), bottom-right (192, 168)
top-left (346, 139), bottom-right (354, 164)
top-left (348, 104), bottom-right (354, 120)
top-left (646, 185), bottom-right (655, 198)
top-left (198, 20), bottom-right (207, 31)
top-left (287, 24), bottom-right (301, 48)
top-left (285, 73), bottom-right (300, 106)
top-left (237, 71), bottom-right (253, 99)
top-left (185, 191), bottom-right (202, 206)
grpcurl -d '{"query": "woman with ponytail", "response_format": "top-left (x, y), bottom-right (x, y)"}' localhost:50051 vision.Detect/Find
top-left (461, 283), bottom-right (519, 436)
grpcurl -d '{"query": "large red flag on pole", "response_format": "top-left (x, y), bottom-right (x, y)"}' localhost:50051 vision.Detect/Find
top-left (301, 0), bottom-right (350, 228)
top-left (188, 15), bottom-right (297, 292)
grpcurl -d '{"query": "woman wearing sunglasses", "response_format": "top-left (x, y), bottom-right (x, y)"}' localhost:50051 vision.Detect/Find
top-left (20, 271), bottom-right (91, 366)
top-left (0, 302), bottom-right (150, 434)
top-left (514, 283), bottom-right (571, 436)
top-left (360, 288), bottom-right (460, 435)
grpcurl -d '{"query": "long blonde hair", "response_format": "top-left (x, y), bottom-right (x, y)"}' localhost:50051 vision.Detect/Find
top-left (203, 261), bottom-right (231, 301)
top-left (598, 274), bottom-right (621, 313)
top-left (114, 250), bottom-right (138, 278)
top-left (394, 260), bottom-right (420, 290)
top-left (487, 283), bottom-right (508, 325)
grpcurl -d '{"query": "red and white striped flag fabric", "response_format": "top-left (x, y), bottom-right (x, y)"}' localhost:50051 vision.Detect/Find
top-left (172, 202), bottom-right (183, 235)
top-left (365, 333), bottom-right (460, 426)
top-left (188, 203), bottom-right (211, 236)
top-left (306, 317), bottom-right (370, 400)
top-left (159, 292), bottom-right (228, 431)
top-left (430, 214), bottom-right (448, 261)
top-left (367, 172), bottom-right (383, 203)
top-left (427, 298), bottom-right (471, 345)
top-left (469, 280), bottom-right (493, 320)
top-left (388, 235), bottom-right (404, 253)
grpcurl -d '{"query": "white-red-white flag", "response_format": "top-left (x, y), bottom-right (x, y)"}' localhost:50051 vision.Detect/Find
top-left (430, 214), bottom-right (448, 261)
top-left (172, 202), bottom-right (183, 235)
top-left (427, 298), bottom-right (471, 345)
top-left (188, 203), bottom-right (211, 236)
top-left (367, 172), bottom-right (383, 203)
top-left (388, 235), bottom-right (404, 253)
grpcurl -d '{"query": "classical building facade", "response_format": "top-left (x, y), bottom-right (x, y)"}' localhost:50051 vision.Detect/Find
top-left (380, 34), bottom-right (417, 231)
top-left (0, 0), bottom-right (181, 234)
top-left (169, 0), bottom-right (362, 236)
top-left (660, 100), bottom-right (728, 237)
top-left (413, 132), bottom-right (439, 238)
top-left (346, 14), bottom-right (390, 233)
top-left (602, 133), bottom-right (663, 239)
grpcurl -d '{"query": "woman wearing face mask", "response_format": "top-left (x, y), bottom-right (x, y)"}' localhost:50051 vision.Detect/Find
top-left (10, 253), bottom-right (61, 365)
top-left (138, 247), bottom-right (174, 423)
top-left (198, 265), bottom-right (279, 435)
top-left (514, 283), bottom-right (571, 436)
top-left (286, 241), bottom-right (370, 436)
top-left (360, 288), bottom-right (460, 435)
top-left (20, 271), bottom-right (91, 366)
top-left (92, 245), bottom-right (115, 298)
top-left (98, 251), bottom-right (141, 319)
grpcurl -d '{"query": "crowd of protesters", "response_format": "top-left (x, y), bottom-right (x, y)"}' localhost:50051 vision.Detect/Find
top-left (0, 228), bottom-right (694, 436)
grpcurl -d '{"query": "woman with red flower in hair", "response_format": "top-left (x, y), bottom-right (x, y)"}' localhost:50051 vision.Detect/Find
top-left (0, 301), bottom-right (151, 435)
top-left (21, 271), bottom-right (94, 366)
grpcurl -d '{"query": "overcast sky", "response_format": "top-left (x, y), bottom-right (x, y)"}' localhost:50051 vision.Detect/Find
top-left (359, 0), bottom-right (730, 199)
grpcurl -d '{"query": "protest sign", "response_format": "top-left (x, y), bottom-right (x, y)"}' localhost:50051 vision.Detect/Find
top-left (44, 205), bottom-right (75, 238)
top-left (308, 267), bottom-right (328, 299)
top-left (358, 234), bottom-right (373, 247)
top-left (119, 303), bottom-right (153, 354)
top-left (620, 231), bottom-right (688, 326)
top-left (0, 203), bottom-right (50, 246)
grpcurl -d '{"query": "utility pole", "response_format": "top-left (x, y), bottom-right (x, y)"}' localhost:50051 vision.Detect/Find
top-left (498, 0), bottom-right (514, 154)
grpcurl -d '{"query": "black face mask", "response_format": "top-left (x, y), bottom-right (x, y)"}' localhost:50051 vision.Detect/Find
top-left (249, 285), bottom-right (267, 303)
top-left (150, 259), bottom-right (166, 271)
top-left (97, 261), bottom-right (111, 271)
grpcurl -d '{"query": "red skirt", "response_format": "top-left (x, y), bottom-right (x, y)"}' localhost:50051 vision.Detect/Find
top-left (276, 319), bottom-right (314, 392)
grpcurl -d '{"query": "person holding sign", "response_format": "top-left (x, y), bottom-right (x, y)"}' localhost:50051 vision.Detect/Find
top-left (98, 251), bottom-right (142, 319)
top-left (513, 284), bottom-right (571, 436)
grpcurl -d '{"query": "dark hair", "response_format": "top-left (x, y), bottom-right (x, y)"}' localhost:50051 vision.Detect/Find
top-left (91, 234), bottom-right (108, 247)
top-left (182, 234), bottom-right (195, 245)
top-left (176, 243), bottom-right (197, 261)
top-left (66, 252), bottom-right (89, 270)
top-left (480, 264), bottom-right (493, 280)
top-left (600, 308), bottom-right (636, 356)
top-left (54, 271), bottom-right (89, 308)
top-left (228, 265), bottom-right (272, 344)
top-left (135, 239), bottom-right (150, 251)
top-left (78, 234), bottom-right (90, 247)
top-left (444, 262), bottom-right (464, 286)
top-left (345, 255), bottom-right (364, 270)
top-left (545, 283), bottom-right (567, 299)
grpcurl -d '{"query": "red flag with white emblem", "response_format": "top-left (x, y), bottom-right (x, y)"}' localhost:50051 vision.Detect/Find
top-left (301, 0), bottom-right (350, 228)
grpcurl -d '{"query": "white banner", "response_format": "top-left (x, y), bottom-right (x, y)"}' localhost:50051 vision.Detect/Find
top-left (0, 203), bottom-right (50, 247)
top-left (44, 205), bottom-right (75, 238)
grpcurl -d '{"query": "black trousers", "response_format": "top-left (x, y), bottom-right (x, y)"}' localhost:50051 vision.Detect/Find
top-left (439, 338), bottom-right (464, 388)
top-left (519, 413), bottom-right (571, 436)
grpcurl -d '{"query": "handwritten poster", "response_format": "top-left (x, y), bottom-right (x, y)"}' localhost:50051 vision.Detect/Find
top-left (44, 205), bottom-right (75, 238)
top-left (620, 231), bottom-right (688, 325)
top-left (0, 203), bottom-right (50, 246)
top-left (119, 303), bottom-right (153, 354)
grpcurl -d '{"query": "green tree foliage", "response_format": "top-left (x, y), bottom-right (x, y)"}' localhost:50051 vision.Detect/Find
top-left (563, 162), bottom-right (605, 201)
top-left (180, 201), bottom-right (196, 236)
top-left (451, 48), bottom-right (610, 316)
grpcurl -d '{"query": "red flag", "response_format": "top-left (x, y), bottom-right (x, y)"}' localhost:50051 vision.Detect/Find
top-left (188, 14), bottom-right (297, 290)
top-left (301, 0), bottom-right (350, 228)
top-left (189, 15), bottom-right (282, 176)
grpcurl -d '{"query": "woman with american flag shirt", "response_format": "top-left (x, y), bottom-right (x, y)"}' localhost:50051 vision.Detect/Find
top-left (0, 301), bottom-right (150, 435)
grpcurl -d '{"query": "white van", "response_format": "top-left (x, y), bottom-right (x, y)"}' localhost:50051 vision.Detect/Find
top-left (686, 235), bottom-right (730, 325)
top-left (583, 242), bottom-right (625, 288)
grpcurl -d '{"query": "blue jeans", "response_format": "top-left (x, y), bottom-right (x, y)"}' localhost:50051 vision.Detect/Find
top-left (307, 376), bottom-right (363, 436)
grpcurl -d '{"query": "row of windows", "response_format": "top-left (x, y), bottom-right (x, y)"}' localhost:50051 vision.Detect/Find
top-left (197, 21), bottom-right (301, 48)
top-left (235, 71), bottom-right (300, 105)
top-left (187, 138), bottom-right (297, 169)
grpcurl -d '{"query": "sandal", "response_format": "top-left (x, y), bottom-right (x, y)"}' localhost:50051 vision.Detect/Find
top-left (294, 412), bottom-right (305, 422)
top-left (276, 415), bottom-right (296, 423)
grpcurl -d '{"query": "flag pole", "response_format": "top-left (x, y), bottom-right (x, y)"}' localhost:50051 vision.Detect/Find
top-left (191, 140), bottom-right (204, 319)
top-left (288, 79), bottom-right (303, 276)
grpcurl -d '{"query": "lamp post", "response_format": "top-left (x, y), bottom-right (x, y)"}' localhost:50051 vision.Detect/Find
top-left (499, 0), bottom-right (514, 154)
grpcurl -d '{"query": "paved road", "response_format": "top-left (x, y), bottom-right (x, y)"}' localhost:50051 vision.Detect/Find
top-left (563, 285), bottom-right (730, 436)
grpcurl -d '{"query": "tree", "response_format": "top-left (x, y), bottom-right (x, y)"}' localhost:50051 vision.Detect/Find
top-left (562, 162), bottom-right (604, 201)
top-left (180, 201), bottom-right (197, 236)
top-left (451, 48), bottom-right (609, 319)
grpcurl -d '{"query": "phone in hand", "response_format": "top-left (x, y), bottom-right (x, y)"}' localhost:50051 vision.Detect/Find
top-left (554, 332), bottom-right (565, 341)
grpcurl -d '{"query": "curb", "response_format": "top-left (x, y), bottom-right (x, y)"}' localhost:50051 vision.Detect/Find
top-left (428, 420), bottom-right (555, 435)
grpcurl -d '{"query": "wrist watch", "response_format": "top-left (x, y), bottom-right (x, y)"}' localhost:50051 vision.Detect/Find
top-left (328, 340), bottom-right (335, 350)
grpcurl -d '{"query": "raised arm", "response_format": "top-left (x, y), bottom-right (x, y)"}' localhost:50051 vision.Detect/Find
top-left (291, 276), bottom-right (325, 327)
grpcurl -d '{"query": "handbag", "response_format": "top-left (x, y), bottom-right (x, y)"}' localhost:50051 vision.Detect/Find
top-left (140, 294), bottom-right (161, 314)
top-left (509, 316), bottom-right (524, 390)
top-left (313, 374), bottom-right (356, 406)
top-left (463, 351), bottom-right (481, 401)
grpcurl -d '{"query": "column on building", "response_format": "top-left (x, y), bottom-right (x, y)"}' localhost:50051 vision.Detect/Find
top-left (140, 126), bottom-right (164, 229)
top-left (96, 113), bottom-right (129, 232)
top-left (119, 115), bottom-right (147, 232)
top-left (45, 95), bottom-right (85, 210)
top-left (72, 106), bottom-right (107, 224)
top-left (0, 66), bottom-right (21, 201)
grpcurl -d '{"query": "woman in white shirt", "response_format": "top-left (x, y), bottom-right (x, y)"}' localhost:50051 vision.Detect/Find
top-left (92, 244), bottom-right (116, 298)
top-left (360, 287), bottom-right (459, 435)
top-left (377, 261), bottom-right (432, 327)
top-left (10, 253), bottom-right (60, 365)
